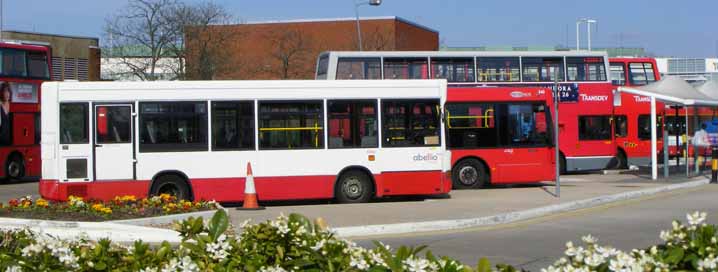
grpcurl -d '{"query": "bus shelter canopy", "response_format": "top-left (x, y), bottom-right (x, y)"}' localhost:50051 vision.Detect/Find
top-left (697, 78), bottom-right (718, 100)
top-left (618, 76), bottom-right (718, 106)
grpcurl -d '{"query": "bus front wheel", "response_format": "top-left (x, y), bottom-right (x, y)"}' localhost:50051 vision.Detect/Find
top-left (452, 159), bottom-right (488, 189)
top-left (335, 170), bottom-right (373, 204)
top-left (5, 155), bottom-right (25, 180)
top-left (152, 175), bottom-right (191, 201)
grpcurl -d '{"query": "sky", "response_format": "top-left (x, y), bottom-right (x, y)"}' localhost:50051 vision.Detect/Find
top-left (4, 0), bottom-right (717, 57)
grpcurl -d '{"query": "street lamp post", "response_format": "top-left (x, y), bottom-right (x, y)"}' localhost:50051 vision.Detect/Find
top-left (576, 18), bottom-right (597, 51)
top-left (354, 0), bottom-right (382, 51)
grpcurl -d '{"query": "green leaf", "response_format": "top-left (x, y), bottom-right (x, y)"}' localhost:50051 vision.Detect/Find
top-left (289, 213), bottom-right (312, 233)
top-left (477, 257), bottom-right (491, 272)
top-left (665, 247), bottom-right (685, 264)
top-left (95, 261), bottom-right (107, 270)
top-left (209, 209), bottom-right (229, 240)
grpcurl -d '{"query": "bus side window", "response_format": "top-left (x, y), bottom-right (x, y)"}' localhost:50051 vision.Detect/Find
top-left (59, 103), bottom-right (89, 144)
top-left (382, 99), bottom-right (441, 147)
top-left (212, 101), bottom-right (255, 151)
top-left (328, 100), bottom-right (378, 149)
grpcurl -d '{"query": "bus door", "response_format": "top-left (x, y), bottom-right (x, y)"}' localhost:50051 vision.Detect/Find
top-left (495, 103), bottom-right (554, 182)
top-left (94, 104), bottom-right (134, 180)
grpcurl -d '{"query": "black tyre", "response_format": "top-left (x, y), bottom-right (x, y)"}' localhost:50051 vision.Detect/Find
top-left (335, 170), bottom-right (373, 204)
top-left (152, 175), bottom-right (191, 200)
top-left (451, 158), bottom-right (488, 189)
top-left (615, 150), bottom-right (628, 169)
top-left (5, 155), bottom-right (25, 180)
top-left (559, 153), bottom-right (567, 175)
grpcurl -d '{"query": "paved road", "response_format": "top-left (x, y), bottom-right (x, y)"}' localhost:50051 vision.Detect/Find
top-left (0, 179), bottom-right (39, 203)
top-left (355, 185), bottom-right (718, 271)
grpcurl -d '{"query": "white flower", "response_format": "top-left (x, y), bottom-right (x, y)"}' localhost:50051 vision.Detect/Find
top-left (4, 266), bottom-right (21, 272)
top-left (350, 255), bottom-right (370, 270)
top-left (259, 265), bottom-right (288, 272)
top-left (402, 256), bottom-right (431, 272)
top-left (311, 239), bottom-right (326, 251)
top-left (688, 211), bottom-right (708, 226)
top-left (206, 234), bottom-right (232, 261)
top-left (581, 234), bottom-right (597, 244)
top-left (139, 268), bottom-right (158, 272)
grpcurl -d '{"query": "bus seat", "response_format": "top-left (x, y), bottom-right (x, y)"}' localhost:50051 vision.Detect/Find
top-left (329, 137), bottom-right (343, 148)
top-left (113, 126), bottom-right (121, 142)
top-left (146, 122), bottom-right (156, 144)
top-left (361, 136), bottom-right (377, 147)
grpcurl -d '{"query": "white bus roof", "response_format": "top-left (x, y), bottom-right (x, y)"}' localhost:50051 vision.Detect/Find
top-left (44, 79), bottom-right (447, 102)
top-left (319, 50), bottom-right (608, 58)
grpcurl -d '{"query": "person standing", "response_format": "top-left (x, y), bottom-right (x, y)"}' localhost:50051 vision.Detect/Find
top-left (693, 123), bottom-right (710, 173)
top-left (0, 82), bottom-right (11, 145)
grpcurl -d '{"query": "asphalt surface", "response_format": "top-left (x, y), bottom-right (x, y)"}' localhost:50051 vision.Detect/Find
top-left (355, 184), bottom-right (718, 271)
top-left (0, 179), bottom-right (39, 203)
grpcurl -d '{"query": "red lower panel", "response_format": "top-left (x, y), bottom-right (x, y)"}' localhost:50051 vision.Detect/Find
top-left (191, 175), bottom-right (335, 202)
top-left (39, 179), bottom-right (150, 201)
top-left (376, 171), bottom-right (445, 196)
top-left (41, 171), bottom-right (447, 202)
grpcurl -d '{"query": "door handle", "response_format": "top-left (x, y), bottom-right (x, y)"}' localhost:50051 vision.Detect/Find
top-left (95, 144), bottom-right (103, 148)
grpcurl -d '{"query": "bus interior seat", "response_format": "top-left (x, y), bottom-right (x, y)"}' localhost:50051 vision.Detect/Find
top-left (112, 126), bottom-right (121, 142)
top-left (146, 122), bottom-right (157, 143)
top-left (360, 136), bottom-right (377, 147)
top-left (329, 137), bottom-right (343, 148)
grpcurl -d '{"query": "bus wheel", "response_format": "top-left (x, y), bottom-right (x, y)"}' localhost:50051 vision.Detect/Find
top-left (616, 150), bottom-right (628, 169)
top-left (5, 155), bottom-right (25, 180)
top-left (335, 170), bottom-right (372, 204)
top-left (152, 175), bottom-right (190, 201)
top-left (452, 159), bottom-right (487, 189)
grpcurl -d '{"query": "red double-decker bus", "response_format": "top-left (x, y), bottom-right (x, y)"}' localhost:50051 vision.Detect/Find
top-left (0, 42), bottom-right (51, 181)
top-left (317, 51), bottom-right (616, 187)
top-left (609, 57), bottom-right (663, 168)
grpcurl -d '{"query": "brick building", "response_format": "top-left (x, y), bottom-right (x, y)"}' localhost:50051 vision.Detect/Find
top-left (185, 16), bottom-right (438, 80)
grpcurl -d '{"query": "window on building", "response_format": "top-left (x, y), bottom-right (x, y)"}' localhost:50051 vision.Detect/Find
top-left (258, 101), bottom-right (323, 149)
top-left (431, 58), bottom-right (475, 82)
top-left (566, 57), bottom-right (606, 81)
top-left (638, 115), bottom-right (663, 140)
top-left (614, 115), bottom-right (627, 137)
top-left (336, 58), bottom-right (381, 79)
top-left (382, 99), bottom-right (441, 147)
top-left (212, 101), bottom-right (255, 151)
top-left (383, 58), bottom-right (429, 79)
top-left (629, 62), bottom-right (657, 86)
top-left (610, 63), bottom-right (626, 86)
top-left (521, 57), bottom-right (564, 82)
top-left (578, 115), bottom-right (612, 140)
top-left (139, 102), bottom-right (208, 152)
top-left (328, 100), bottom-right (378, 148)
top-left (59, 103), bottom-right (89, 144)
top-left (476, 57), bottom-right (520, 82)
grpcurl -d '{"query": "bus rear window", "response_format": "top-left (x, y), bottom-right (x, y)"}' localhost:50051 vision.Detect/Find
top-left (578, 115), bottom-right (611, 140)
top-left (336, 58), bottom-right (380, 80)
top-left (566, 57), bottom-right (606, 82)
top-left (28, 51), bottom-right (50, 79)
top-left (383, 58), bottom-right (429, 79)
top-left (0, 49), bottom-right (27, 77)
top-left (610, 63), bottom-right (626, 86)
top-left (629, 63), bottom-right (656, 86)
top-left (431, 58), bottom-right (475, 82)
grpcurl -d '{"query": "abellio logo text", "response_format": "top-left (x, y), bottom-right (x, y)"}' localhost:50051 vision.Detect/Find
top-left (413, 153), bottom-right (439, 161)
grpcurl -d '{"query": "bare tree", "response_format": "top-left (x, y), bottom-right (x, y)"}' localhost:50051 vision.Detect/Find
top-left (264, 28), bottom-right (313, 79)
top-left (104, 0), bottom-right (235, 81)
top-left (362, 26), bottom-right (393, 51)
top-left (167, 2), bottom-right (236, 80)
top-left (104, 0), bottom-right (178, 81)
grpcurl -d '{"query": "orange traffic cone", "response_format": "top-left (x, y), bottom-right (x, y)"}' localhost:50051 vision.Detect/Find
top-left (236, 162), bottom-right (265, 210)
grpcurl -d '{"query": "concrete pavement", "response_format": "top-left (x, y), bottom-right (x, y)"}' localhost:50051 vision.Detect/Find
top-left (226, 173), bottom-right (708, 236)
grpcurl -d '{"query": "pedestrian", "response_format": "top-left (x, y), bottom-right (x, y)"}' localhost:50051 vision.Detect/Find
top-left (693, 123), bottom-right (710, 172)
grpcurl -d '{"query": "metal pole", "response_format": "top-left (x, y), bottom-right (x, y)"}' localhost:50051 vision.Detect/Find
top-left (554, 76), bottom-right (560, 198)
top-left (664, 127), bottom-right (669, 178)
top-left (686, 105), bottom-right (690, 177)
top-left (354, 1), bottom-right (363, 51)
top-left (1, 0), bottom-right (3, 42)
top-left (651, 97), bottom-right (657, 180)
top-left (587, 21), bottom-right (591, 51)
top-left (675, 107), bottom-right (680, 167)
top-left (575, 21), bottom-right (580, 51)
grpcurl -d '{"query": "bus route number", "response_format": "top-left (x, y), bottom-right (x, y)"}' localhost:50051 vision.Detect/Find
top-left (553, 83), bottom-right (579, 103)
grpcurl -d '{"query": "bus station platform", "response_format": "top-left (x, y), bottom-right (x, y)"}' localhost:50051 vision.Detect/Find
top-left (226, 173), bottom-right (710, 237)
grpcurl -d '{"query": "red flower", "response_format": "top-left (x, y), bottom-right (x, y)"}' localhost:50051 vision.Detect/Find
top-left (8, 199), bottom-right (18, 207)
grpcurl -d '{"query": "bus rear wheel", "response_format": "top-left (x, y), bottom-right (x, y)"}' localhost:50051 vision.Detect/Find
top-left (452, 159), bottom-right (488, 189)
top-left (5, 155), bottom-right (25, 180)
top-left (335, 170), bottom-right (373, 204)
top-left (151, 175), bottom-right (191, 201)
